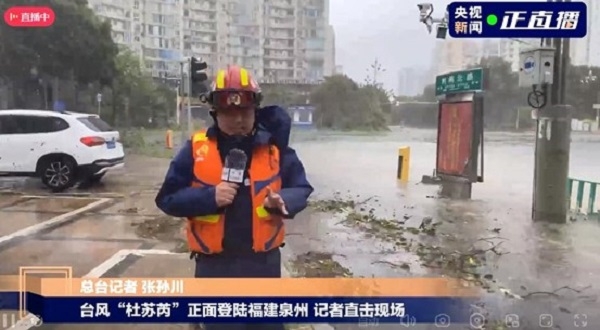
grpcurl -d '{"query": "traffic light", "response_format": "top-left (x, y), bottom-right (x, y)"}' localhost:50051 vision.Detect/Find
top-left (190, 57), bottom-right (208, 83)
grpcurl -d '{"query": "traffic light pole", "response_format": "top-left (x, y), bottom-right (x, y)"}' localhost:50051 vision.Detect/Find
top-left (177, 56), bottom-right (208, 147)
top-left (532, 0), bottom-right (572, 223)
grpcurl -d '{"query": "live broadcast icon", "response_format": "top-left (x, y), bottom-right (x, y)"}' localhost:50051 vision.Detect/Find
top-left (3, 6), bottom-right (55, 27)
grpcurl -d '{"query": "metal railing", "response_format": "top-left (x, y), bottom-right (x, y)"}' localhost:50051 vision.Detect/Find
top-left (567, 178), bottom-right (599, 216)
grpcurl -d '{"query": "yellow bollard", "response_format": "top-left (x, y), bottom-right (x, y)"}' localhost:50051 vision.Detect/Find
top-left (397, 146), bottom-right (410, 183)
top-left (166, 130), bottom-right (173, 149)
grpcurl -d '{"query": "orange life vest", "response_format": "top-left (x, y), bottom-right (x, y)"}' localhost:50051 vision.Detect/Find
top-left (186, 130), bottom-right (284, 254)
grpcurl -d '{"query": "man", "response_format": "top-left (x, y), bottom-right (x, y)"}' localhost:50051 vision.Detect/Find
top-left (155, 65), bottom-right (313, 330)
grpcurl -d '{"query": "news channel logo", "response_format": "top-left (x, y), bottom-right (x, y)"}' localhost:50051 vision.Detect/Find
top-left (448, 1), bottom-right (587, 38)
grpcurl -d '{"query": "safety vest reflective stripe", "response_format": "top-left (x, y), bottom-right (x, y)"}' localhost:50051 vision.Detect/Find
top-left (191, 215), bottom-right (220, 223)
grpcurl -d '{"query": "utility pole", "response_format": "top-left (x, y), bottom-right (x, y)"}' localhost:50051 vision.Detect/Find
top-left (532, 0), bottom-right (572, 223)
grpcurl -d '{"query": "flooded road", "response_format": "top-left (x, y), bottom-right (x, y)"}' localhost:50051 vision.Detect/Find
top-left (287, 127), bottom-right (600, 329)
top-left (1, 127), bottom-right (599, 329)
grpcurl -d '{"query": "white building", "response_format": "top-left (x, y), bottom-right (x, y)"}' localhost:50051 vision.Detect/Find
top-left (89, 0), bottom-right (335, 81)
top-left (397, 67), bottom-right (428, 96)
top-left (334, 65), bottom-right (343, 74)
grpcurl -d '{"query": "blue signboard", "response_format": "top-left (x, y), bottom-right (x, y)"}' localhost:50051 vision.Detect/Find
top-left (53, 100), bottom-right (66, 112)
top-left (288, 105), bottom-right (315, 127)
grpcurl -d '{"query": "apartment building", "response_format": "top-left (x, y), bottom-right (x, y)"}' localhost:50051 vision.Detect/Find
top-left (397, 67), bottom-right (428, 96)
top-left (431, 39), bottom-right (479, 75)
top-left (89, 0), bottom-right (335, 82)
top-left (88, 0), bottom-right (181, 78)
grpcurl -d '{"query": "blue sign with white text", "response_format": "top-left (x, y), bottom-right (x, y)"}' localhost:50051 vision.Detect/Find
top-left (448, 1), bottom-right (587, 38)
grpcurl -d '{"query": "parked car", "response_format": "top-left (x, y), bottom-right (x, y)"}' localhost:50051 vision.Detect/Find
top-left (0, 109), bottom-right (124, 192)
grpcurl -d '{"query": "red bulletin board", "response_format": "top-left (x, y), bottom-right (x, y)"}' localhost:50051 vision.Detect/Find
top-left (436, 102), bottom-right (474, 177)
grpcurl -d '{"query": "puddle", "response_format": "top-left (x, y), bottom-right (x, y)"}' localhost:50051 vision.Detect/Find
top-left (0, 195), bottom-right (27, 208)
top-left (0, 211), bottom-right (56, 237)
top-left (99, 193), bottom-right (163, 216)
top-left (42, 214), bottom-right (150, 240)
top-left (1, 197), bottom-right (96, 213)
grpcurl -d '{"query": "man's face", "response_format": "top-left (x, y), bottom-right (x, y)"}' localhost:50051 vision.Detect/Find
top-left (215, 106), bottom-right (255, 136)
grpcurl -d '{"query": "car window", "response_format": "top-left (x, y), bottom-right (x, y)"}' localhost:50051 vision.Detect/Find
top-left (0, 115), bottom-right (19, 134)
top-left (0, 115), bottom-right (69, 134)
top-left (78, 116), bottom-right (113, 132)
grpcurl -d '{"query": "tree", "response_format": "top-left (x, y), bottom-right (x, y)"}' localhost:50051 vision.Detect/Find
top-left (470, 57), bottom-right (529, 129)
top-left (107, 51), bottom-right (175, 127)
top-left (0, 0), bottom-right (118, 108)
top-left (261, 85), bottom-right (299, 106)
top-left (310, 75), bottom-right (388, 131)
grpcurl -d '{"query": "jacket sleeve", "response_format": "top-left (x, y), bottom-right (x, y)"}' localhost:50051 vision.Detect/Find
top-left (155, 140), bottom-right (219, 218)
top-left (277, 147), bottom-right (313, 218)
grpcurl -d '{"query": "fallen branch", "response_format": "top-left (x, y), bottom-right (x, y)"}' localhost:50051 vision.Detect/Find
top-left (356, 196), bottom-right (376, 205)
top-left (521, 285), bottom-right (592, 299)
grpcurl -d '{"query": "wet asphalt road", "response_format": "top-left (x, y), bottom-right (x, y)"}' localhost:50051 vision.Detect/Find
top-left (1, 127), bottom-right (600, 329)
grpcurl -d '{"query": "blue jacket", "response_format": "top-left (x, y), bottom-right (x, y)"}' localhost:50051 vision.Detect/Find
top-left (155, 106), bottom-right (313, 254)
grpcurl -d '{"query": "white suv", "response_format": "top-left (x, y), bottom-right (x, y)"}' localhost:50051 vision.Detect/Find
top-left (0, 109), bottom-right (125, 192)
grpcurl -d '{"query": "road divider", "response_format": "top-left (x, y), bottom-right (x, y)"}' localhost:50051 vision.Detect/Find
top-left (567, 178), bottom-right (599, 216)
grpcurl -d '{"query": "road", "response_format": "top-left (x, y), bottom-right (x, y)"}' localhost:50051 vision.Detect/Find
top-left (1, 127), bottom-right (599, 329)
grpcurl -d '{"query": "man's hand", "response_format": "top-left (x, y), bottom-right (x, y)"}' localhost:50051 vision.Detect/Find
top-left (264, 187), bottom-right (288, 215)
top-left (215, 182), bottom-right (238, 207)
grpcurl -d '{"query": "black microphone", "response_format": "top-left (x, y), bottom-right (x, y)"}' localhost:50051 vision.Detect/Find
top-left (222, 149), bottom-right (247, 184)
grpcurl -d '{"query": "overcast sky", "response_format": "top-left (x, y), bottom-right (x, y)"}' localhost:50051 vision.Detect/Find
top-left (329, 0), bottom-right (450, 92)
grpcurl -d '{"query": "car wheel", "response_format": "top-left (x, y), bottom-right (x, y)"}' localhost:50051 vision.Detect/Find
top-left (40, 158), bottom-right (76, 192)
